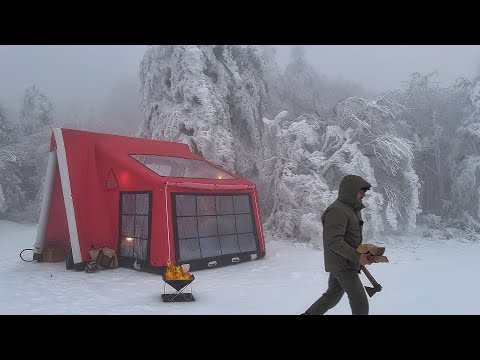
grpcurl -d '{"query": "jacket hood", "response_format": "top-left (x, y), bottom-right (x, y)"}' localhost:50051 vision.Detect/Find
top-left (337, 174), bottom-right (371, 207)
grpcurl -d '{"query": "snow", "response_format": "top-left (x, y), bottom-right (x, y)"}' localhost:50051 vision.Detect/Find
top-left (2, 219), bottom-right (480, 315)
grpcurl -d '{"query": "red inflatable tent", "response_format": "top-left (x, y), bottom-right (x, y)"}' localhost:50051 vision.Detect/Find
top-left (33, 128), bottom-right (266, 273)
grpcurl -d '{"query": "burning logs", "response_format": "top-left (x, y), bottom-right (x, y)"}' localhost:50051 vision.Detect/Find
top-left (162, 263), bottom-right (195, 302)
top-left (164, 262), bottom-right (193, 280)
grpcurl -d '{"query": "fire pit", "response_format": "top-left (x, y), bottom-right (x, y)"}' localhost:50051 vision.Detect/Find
top-left (162, 263), bottom-right (195, 302)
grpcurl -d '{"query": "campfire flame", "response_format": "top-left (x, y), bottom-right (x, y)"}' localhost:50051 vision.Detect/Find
top-left (164, 262), bottom-right (193, 280)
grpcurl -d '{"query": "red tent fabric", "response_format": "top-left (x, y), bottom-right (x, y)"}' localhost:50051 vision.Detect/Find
top-left (33, 128), bottom-right (266, 272)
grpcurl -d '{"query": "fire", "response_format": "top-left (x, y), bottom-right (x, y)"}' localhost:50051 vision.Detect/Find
top-left (164, 262), bottom-right (192, 280)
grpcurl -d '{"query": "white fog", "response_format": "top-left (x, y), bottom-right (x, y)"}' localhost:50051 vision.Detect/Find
top-left (2, 45), bottom-right (480, 315)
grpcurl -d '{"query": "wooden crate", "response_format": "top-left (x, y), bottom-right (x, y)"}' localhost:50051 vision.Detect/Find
top-left (44, 246), bottom-right (67, 263)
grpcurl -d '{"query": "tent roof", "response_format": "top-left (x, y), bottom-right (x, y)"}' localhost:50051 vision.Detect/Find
top-left (56, 128), bottom-right (253, 186)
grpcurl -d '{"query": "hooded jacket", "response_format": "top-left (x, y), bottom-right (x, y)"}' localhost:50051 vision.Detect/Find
top-left (322, 175), bottom-right (372, 272)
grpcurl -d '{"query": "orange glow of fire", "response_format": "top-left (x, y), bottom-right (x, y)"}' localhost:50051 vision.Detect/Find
top-left (164, 262), bottom-right (193, 280)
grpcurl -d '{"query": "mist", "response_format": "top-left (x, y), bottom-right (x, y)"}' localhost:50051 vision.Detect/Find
top-left (1, 45), bottom-right (480, 136)
top-left (2, 44), bottom-right (480, 239)
top-left (0, 45), bottom-right (147, 135)
top-left (274, 45), bottom-right (480, 93)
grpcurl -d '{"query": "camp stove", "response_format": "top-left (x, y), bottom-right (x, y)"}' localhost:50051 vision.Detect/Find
top-left (162, 275), bottom-right (195, 302)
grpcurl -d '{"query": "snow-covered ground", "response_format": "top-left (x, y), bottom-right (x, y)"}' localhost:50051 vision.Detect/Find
top-left (1, 220), bottom-right (479, 315)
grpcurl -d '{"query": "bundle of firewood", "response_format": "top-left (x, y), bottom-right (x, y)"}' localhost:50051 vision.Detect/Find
top-left (356, 244), bottom-right (389, 263)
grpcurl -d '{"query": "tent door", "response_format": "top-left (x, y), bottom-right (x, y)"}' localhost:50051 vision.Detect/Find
top-left (118, 191), bottom-right (152, 262)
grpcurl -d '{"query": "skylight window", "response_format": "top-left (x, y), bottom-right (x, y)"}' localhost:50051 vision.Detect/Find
top-left (130, 154), bottom-right (236, 180)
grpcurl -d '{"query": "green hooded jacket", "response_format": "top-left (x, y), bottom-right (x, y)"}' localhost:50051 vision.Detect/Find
top-left (322, 175), bottom-right (372, 272)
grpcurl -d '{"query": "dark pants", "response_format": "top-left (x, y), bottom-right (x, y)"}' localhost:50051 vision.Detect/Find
top-left (304, 270), bottom-right (369, 315)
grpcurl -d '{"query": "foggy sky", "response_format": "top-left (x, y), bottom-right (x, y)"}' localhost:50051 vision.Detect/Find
top-left (275, 45), bottom-right (480, 92)
top-left (1, 45), bottom-right (480, 128)
top-left (0, 45), bottom-right (147, 126)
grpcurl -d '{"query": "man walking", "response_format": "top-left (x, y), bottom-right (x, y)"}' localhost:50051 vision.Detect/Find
top-left (303, 174), bottom-right (373, 315)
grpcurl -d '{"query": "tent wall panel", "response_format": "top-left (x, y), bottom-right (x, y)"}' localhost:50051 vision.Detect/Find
top-left (149, 187), bottom-right (169, 266)
top-left (44, 165), bottom-right (70, 247)
top-left (34, 128), bottom-right (266, 273)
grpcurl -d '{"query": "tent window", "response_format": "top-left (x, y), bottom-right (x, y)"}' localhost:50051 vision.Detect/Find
top-left (130, 154), bottom-right (236, 179)
top-left (217, 215), bottom-right (236, 235)
top-left (233, 195), bottom-right (251, 213)
top-left (198, 216), bottom-right (218, 237)
top-left (196, 196), bottom-right (216, 216)
top-left (219, 234), bottom-right (240, 254)
top-left (216, 196), bottom-right (234, 214)
top-left (178, 238), bottom-right (201, 261)
top-left (234, 214), bottom-right (254, 233)
top-left (177, 217), bottom-right (198, 239)
top-left (119, 192), bottom-right (151, 261)
top-left (199, 236), bottom-right (222, 258)
top-left (176, 195), bottom-right (197, 216)
top-left (173, 194), bottom-right (258, 262)
top-left (238, 233), bottom-right (257, 252)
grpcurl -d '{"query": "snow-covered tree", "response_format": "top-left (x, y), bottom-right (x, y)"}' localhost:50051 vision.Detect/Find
top-left (0, 106), bottom-right (15, 213)
top-left (0, 104), bottom-right (24, 215)
top-left (139, 45), bottom-right (268, 178)
top-left (258, 46), bottom-right (288, 123)
top-left (1, 85), bottom-right (55, 220)
top-left (18, 85), bottom-right (54, 188)
top-left (261, 111), bottom-right (335, 245)
top-left (262, 94), bottom-right (420, 244)
top-left (445, 79), bottom-right (480, 230)
top-left (281, 46), bottom-right (370, 121)
top-left (0, 154), bottom-right (25, 214)
top-left (333, 95), bottom-right (420, 233)
top-left (389, 72), bottom-right (456, 215)
top-left (19, 84), bottom-right (54, 136)
top-left (0, 152), bottom-right (24, 216)
top-left (0, 104), bottom-right (8, 143)
top-left (0, 128), bottom-right (51, 221)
